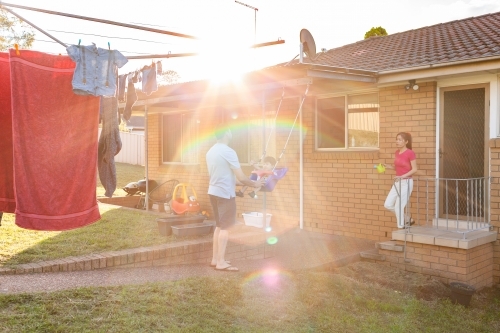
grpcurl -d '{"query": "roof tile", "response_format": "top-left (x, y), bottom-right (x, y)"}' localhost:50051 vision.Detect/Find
top-left (304, 11), bottom-right (500, 72)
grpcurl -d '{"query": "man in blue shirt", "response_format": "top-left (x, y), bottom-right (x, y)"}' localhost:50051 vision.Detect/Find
top-left (206, 123), bottom-right (263, 271)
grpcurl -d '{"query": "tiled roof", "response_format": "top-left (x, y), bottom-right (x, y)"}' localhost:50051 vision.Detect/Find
top-left (306, 11), bottom-right (500, 72)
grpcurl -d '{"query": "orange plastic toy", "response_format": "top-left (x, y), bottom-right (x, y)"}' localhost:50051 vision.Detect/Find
top-left (171, 183), bottom-right (201, 215)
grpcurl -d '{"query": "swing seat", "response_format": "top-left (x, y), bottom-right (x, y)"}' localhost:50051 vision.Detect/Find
top-left (250, 167), bottom-right (288, 192)
top-left (171, 183), bottom-right (201, 215)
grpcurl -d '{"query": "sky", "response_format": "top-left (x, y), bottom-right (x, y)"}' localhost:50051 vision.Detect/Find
top-left (5, 0), bottom-right (500, 82)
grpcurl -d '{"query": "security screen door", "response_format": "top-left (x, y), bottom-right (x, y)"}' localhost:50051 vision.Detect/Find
top-left (439, 84), bottom-right (488, 218)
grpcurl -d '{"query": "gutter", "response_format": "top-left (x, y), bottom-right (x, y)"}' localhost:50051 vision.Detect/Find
top-left (378, 55), bottom-right (500, 75)
top-left (298, 52), bottom-right (378, 77)
top-left (306, 63), bottom-right (377, 77)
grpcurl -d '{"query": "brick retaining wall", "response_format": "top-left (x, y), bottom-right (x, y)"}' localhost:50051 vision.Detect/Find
top-left (0, 231), bottom-right (276, 275)
top-left (375, 241), bottom-right (494, 289)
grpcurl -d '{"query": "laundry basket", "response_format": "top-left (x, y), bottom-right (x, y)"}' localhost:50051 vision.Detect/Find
top-left (242, 212), bottom-right (272, 228)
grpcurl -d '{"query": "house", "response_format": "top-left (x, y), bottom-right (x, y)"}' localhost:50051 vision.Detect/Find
top-left (124, 115), bottom-right (145, 134)
top-left (128, 12), bottom-right (500, 289)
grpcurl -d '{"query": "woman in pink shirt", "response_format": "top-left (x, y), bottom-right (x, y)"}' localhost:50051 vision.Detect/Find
top-left (383, 132), bottom-right (418, 228)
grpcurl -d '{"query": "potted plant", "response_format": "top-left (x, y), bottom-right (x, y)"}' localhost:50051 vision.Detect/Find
top-left (449, 282), bottom-right (476, 306)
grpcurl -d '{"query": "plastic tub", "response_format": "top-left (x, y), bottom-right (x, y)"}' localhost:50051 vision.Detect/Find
top-left (242, 212), bottom-right (272, 228)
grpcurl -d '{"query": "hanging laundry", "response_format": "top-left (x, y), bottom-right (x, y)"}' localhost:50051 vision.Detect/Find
top-left (67, 44), bottom-right (128, 97)
top-left (117, 74), bottom-right (127, 102)
top-left (0, 52), bottom-right (15, 214)
top-left (156, 60), bottom-right (162, 75)
top-left (123, 79), bottom-right (137, 121)
top-left (9, 49), bottom-right (101, 231)
top-left (141, 62), bottom-right (158, 95)
top-left (132, 70), bottom-right (141, 83)
top-left (98, 96), bottom-right (122, 197)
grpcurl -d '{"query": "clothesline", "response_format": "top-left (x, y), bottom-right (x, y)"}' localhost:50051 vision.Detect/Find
top-left (1, 2), bottom-right (198, 40)
top-left (1, 2), bottom-right (285, 61)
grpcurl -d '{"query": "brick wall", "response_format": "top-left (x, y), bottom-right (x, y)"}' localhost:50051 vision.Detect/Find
top-left (146, 100), bottom-right (305, 226)
top-left (1, 230), bottom-right (276, 275)
top-left (145, 83), bottom-right (437, 240)
top-left (300, 82), bottom-right (437, 241)
top-left (377, 241), bottom-right (494, 289)
top-left (143, 81), bottom-right (499, 284)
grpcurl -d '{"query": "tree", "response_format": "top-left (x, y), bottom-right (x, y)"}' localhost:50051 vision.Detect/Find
top-left (159, 69), bottom-right (181, 85)
top-left (364, 26), bottom-right (388, 39)
top-left (0, 8), bottom-right (35, 51)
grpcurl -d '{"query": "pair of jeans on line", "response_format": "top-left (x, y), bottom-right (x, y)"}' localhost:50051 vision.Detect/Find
top-left (384, 179), bottom-right (413, 228)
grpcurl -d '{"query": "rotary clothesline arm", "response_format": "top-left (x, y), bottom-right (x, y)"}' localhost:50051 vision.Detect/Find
top-left (1, 2), bottom-right (285, 59)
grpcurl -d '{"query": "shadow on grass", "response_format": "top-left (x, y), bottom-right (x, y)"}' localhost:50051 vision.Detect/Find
top-left (1, 205), bottom-right (184, 267)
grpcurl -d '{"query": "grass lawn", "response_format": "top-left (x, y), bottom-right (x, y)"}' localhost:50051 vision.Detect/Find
top-left (0, 162), bottom-right (191, 267)
top-left (0, 205), bottom-right (197, 267)
top-left (2, 162), bottom-right (500, 332)
top-left (1, 270), bottom-right (499, 332)
top-left (97, 162), bottom-right (145, 197)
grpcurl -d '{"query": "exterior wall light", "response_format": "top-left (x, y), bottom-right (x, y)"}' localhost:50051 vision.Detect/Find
top-left (405, 79), bottom-right (419, 91)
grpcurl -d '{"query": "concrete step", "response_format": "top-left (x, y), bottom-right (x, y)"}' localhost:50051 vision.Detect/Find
top-left (171, 222), bottom-right (215, 237)
top-left (359, 249), bottom-right (385, 261)
top-left (376, 241), bottom-right (404, 252)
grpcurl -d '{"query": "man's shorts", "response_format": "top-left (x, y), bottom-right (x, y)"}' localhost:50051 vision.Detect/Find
top-left (209, 195), bottom-right (236, 230)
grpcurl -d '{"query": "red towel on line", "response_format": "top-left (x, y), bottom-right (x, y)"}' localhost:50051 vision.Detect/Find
top-left (0, 53), bottom-right (15, 213)
top-left (9, 50), bottom-right (101, 230)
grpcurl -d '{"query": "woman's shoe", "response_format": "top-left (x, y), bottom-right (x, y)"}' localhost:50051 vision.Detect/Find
top-left (405, 219), bottom-right (415, 226)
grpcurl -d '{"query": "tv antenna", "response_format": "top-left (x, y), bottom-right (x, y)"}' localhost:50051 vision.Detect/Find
top-left (235, 1), bottom-right (258, 45)
top-left (299, 29), bottom-right (317, 62)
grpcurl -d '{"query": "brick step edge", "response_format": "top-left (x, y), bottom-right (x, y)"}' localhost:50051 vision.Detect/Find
top-left (360, 249), bottom-right (385, 261)
top-left (0, 231), bottom-right (276, 275)
top-left (376, 241), bottom-right (404, 252)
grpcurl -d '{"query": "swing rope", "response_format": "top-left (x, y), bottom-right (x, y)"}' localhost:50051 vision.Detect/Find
top-left (247, 84), bottom-right (309, 193)
top-left (258, 86), bottom-right (286, 164)
top-left (272, 84), bottom-right (309, 171)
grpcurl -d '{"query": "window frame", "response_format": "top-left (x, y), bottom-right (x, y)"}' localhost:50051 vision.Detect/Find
top-left (229, 121), bottom-right (251, 164)
top-left (161, 112), bottom-right (199, 165)
top-left (315, 90), bottom-right (380, 152)
top-left (225, 106), bottom-right (278, 166)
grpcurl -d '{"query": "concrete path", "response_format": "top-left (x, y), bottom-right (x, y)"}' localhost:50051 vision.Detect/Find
top-left (0, 228), bottom-right (375, 294)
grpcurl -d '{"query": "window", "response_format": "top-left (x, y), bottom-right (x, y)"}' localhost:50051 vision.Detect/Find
top-left (226, 107), bottom-right (276, 164)
top-left (162, 113), bottom-right (198, 163)
top-left (228, 117), bottom-right (249, 164)
top-left (316, 92), bottom-right (379, 150)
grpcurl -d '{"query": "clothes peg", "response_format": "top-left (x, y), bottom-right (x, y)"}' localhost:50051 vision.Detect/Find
top-left (78, 39), bottom-right (81, 46)
top-left (108, 42), bottom-right (110, 50)
top-left (14, 44), bottom-right (20, 55)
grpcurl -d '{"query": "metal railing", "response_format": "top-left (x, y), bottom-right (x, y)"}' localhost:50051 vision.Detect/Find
top-left (408, 177), bottom-right (492, 238)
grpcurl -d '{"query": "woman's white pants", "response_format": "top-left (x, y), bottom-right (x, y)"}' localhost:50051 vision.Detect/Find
top-left (384, 179), bottom-right (413, 228)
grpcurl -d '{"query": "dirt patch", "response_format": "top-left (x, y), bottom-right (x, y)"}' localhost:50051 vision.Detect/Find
top-left (333, 261), bottom-right (451, 301)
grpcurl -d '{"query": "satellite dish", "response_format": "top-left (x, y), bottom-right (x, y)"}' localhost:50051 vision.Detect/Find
top-left (300, 29), bottom-right (317, 59)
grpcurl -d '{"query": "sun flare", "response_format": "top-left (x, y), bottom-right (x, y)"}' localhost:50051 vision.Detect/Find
top-left (198, 39), bottom-right (254, 84)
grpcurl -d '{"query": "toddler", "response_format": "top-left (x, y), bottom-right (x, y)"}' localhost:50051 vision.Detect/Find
top-left (236, 156), bottom-right (276, 199)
